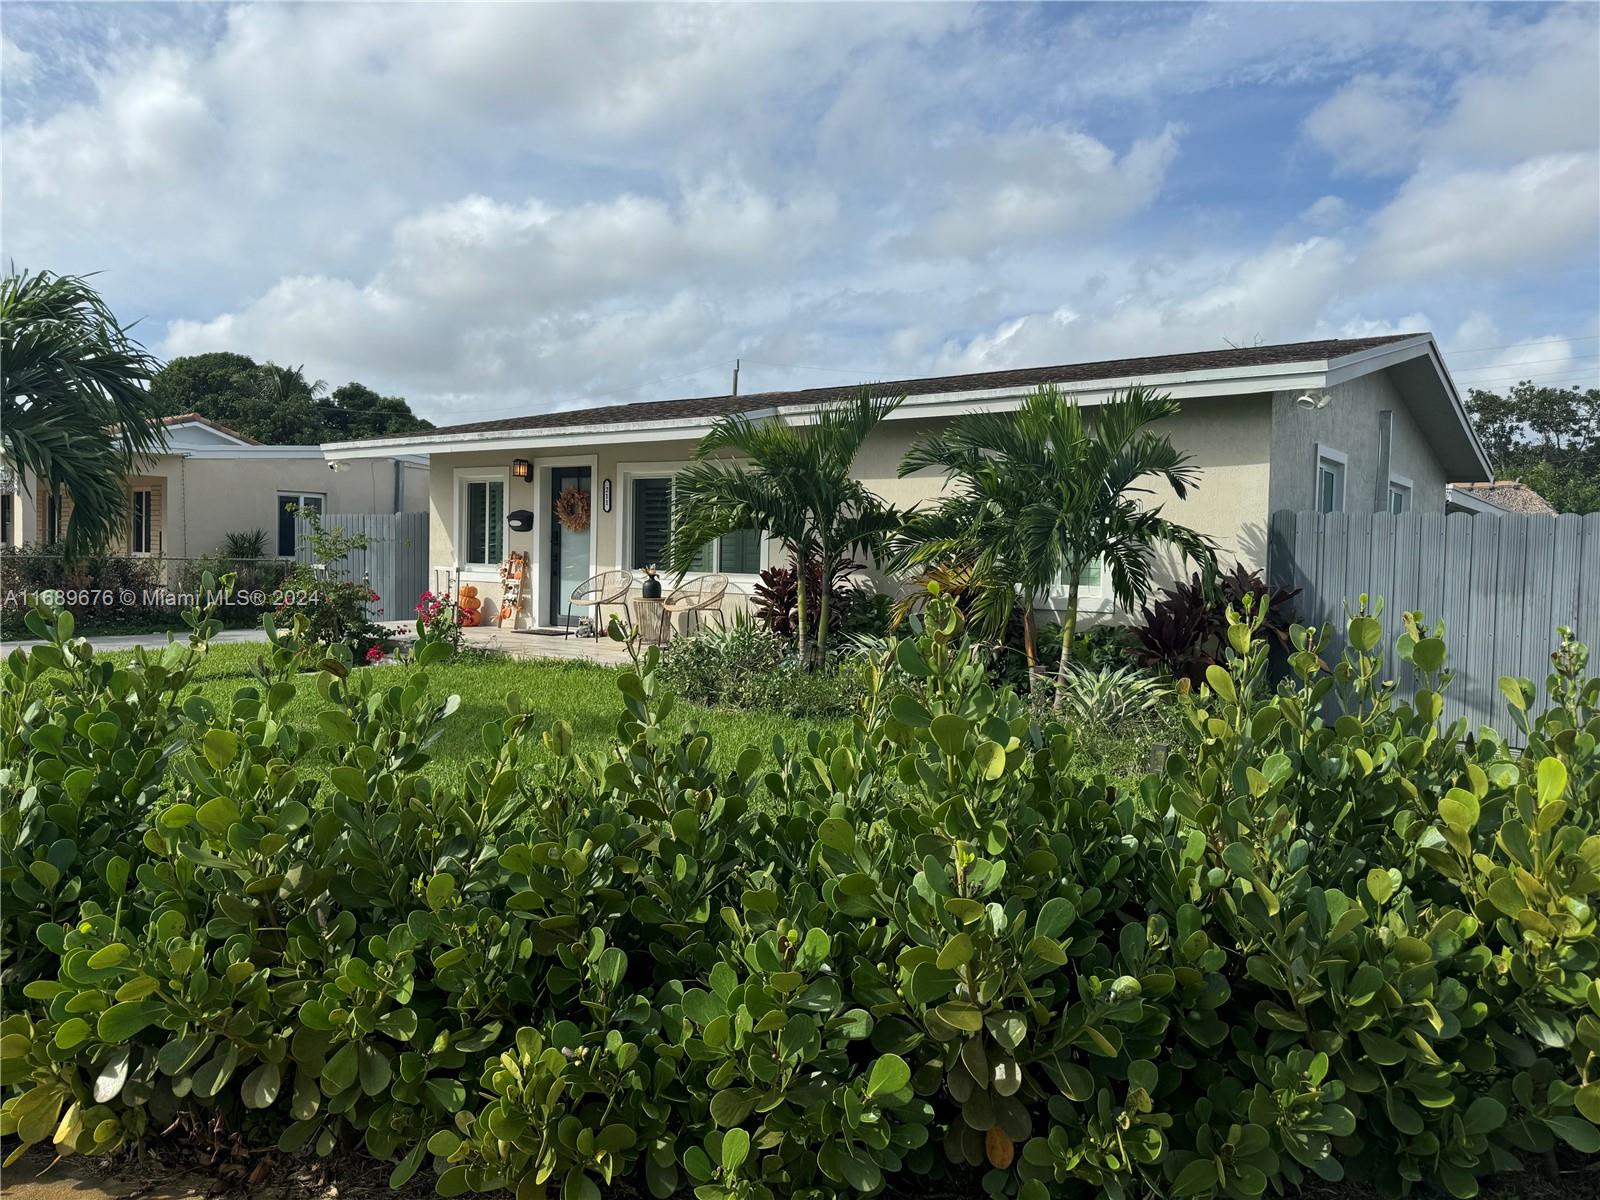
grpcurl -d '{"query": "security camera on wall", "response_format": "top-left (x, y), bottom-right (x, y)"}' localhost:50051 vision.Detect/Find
top-left (328, 460), bottom-right (350, 472)
top-left (1295, 391), bottom-right (1330, 411)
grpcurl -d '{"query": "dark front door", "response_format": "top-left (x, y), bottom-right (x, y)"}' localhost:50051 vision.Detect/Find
top-left (549, 466), bottom-right (592, 625)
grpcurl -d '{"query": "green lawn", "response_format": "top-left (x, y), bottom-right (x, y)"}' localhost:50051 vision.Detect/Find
top-left (106, 642), bottom-right (848, 784)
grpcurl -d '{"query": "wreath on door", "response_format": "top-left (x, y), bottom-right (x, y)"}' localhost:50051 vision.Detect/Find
top-left (554, 485), bottom-right (591, 533)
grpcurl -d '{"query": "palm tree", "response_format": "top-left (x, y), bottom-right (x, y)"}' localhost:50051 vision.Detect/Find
top-left (1, 270), bottom-right (166, 559)
top-left (665, 389), bottom-right (904, 664)
top-left (897, 384), bottom-right (1216, 699)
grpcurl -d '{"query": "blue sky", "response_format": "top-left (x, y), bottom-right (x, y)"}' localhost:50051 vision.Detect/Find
top-left (3, 2), bottom-right (1596, 423)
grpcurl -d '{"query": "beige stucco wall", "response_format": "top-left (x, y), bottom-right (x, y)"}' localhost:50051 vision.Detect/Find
top-left (162, 455), bottom-right (426, 558)
top-left (5, 454), bottom-right (430, 560)
top-left (1268, 368), bottom-right (1448, 515)
top-left (428, 394), bottom-right (1275, 630)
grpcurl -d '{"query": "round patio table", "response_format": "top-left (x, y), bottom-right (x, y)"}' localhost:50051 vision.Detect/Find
top-left (632, 596), bottom-right (670, 646)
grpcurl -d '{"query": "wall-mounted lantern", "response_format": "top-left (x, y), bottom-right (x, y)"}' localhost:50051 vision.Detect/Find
top-left (511, 458), bottom-right (532, 481)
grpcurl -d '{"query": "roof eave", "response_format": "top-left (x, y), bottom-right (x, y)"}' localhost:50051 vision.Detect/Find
top-left (324, 357), bottom-right (1344, 458)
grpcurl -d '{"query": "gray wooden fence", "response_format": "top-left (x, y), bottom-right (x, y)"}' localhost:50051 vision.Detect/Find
top-left (296, 511), bottom-right (429, 624)
top-left (1268, 510), bottom-right (1600, 741)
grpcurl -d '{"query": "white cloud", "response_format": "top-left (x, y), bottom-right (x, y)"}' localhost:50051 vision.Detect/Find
top-left (1441, 314), bottom-right (1593, 394)
top-left (1, 35), bottom-right (35, 85)
top-left (903, 125), bottom-right (1179, 259)
top-left (3, 2), bottom-right (1595, 420)
top-left (1301, 195), bottom-right (1350, 229)
top-left (1303, 73), bottom-right (1433, 175)
top-left (928, 238), bottom-right (1352, 373)
top-left (1365, 153), bottom-right (1600, 280)
top-left (162, 176), bottom-right (832, 410)
top-left (1437, 10), bottom-right (1600, 164)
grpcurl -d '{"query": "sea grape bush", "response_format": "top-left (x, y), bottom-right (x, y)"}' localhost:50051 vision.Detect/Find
top-left (1, 582), bottom-right (1597, 1200)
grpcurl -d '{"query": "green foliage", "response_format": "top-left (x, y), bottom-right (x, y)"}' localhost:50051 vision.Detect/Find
top-left (893, 384), bottom-right (1218, 697)
top-left (282, 506), bottom-right (390, 658)
top-left (667, 388), bottom-right (903, 664)
top-left (1, 583), bottom-right (1597, 1200)
top-left (0, 547), bottom-right (173, 635)
top-left (656, 621), bottom-right (865, 718)
top-left (1, 269), bottom-right (166, 559)
top-left (1467, 382), bottom-right (1600, 513)
top-left (1051, 664), bottom-right (1169, 732)
top-left (149, 353), bottom-right (432, 446)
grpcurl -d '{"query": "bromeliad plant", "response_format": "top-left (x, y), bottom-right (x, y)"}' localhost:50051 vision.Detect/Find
top-left (1, 582), bottom-right (1597, 1200)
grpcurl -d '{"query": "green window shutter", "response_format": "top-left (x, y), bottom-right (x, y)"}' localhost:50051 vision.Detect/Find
top-left (486, 482), bottom-right (504, 563)
top-left (718, 528), bottom-right (761, 575)
top-left (466, 483), bottom-right (486, 563)
top-left (632, 478), bottom-right (672, 569)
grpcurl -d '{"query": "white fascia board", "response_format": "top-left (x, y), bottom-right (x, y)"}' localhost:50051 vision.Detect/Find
top-left (323, 359), bottom-right (1339, 456)
top-left (163, 419), bottom-right (256, 447)
top-left (175, 446), bottom-right (331, 460)
top-left (324, 409), bottom-right (780, 459)
top-left (1324, 334), bottom-right (1492, 479)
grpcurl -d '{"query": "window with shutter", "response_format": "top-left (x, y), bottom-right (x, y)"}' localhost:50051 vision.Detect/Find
top-left (463, 480), bottom-right (504, 565)
top-left (632, 478), bottom-right (672, 569)
top-left (630, 474), bottom-right (763, 573)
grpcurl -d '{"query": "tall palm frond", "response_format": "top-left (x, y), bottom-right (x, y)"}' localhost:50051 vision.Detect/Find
top-left (897, 383), bottom-right (1217, 701)
top-left (1, 269), bottom-right (165, 559)
top-left (669, 387), bottom-right (904, 663)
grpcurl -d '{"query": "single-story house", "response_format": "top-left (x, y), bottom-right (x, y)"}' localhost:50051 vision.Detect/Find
top-left (1, 413), bottom-right (428, 564)
top-left (324, 333), bottom-right (1492, 631)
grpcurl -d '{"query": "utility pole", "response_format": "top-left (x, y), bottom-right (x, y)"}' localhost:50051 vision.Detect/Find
top-left (731, 358), bottom-right (740, 397)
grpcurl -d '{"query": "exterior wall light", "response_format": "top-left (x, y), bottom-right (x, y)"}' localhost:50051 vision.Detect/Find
top-left (511, 459), bottom-right (532, 480)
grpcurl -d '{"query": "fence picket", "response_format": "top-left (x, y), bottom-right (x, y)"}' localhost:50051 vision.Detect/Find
top-left (1269, 509), bottom-right (1597, 744)
top-left (294, 511), bottom-right (429, 625)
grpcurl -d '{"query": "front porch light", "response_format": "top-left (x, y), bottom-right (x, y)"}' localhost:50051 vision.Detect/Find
top-left (511, 458), bottom-right (532, 480)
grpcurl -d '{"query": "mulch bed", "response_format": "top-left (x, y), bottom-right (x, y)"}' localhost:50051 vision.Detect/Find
top-left (8, 1138), bottom-right (1598, 1200)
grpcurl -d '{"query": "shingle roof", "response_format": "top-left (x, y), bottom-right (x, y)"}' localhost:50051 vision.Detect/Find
top-left (1451, 481), bottom-right (1558, 515)
top-left (359, 333), bottom-right (1422, 442)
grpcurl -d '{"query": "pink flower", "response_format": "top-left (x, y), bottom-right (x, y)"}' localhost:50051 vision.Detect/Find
top-left (366, 645), bottom-right (384, 663)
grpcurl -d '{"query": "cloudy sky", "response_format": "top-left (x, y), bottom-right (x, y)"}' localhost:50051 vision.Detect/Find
top-left (4, 2), bottom-right (1597, 424)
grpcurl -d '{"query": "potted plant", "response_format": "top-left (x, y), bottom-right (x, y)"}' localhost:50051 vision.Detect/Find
top-left (641, 565), bottom-right (662, 599)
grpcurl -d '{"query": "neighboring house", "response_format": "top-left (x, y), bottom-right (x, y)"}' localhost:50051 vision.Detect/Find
top-left (1445, 480), bottom-right (1558, 516)
top-left (324, 333), bottom-right (1492, 631)
top-left (1, 414), bottom-right (428, 564)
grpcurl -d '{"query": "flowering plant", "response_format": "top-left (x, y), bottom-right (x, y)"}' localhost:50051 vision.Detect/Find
top-left (415, 588), bottom-right (464, 651)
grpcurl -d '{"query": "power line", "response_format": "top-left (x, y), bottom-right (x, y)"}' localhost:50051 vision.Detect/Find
top-left (1454, 368), bottom-right (1600, 390)
top-left (1451, 352), bottom-right (1600, 375)
top-left (1442, 333), bottom-right (1600, 356)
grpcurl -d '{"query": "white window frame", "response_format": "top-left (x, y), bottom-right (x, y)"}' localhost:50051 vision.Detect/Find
top-left (1315, 444), bottom-right (1348, 514)
top-left (1046, 554), bottom-right (1114, 628)
top-left (130, 488), bottom-right (154, 556)
top-left (276, 491), bottom-right (326, 558)
top-left (1387, 474), bottom-right (1414, 514)
top-left (453, 468), bottom-right (509, 577)
top-left (615, 460), bottom-right (768, 585)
